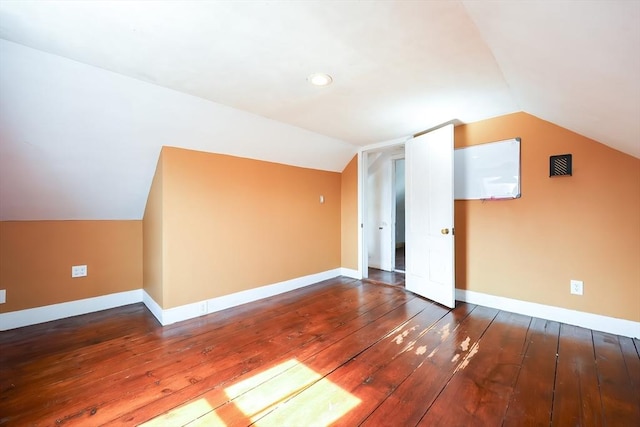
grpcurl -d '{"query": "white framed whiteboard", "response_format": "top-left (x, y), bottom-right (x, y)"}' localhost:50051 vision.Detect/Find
top-left (454, 138), bottom-right (521, 200)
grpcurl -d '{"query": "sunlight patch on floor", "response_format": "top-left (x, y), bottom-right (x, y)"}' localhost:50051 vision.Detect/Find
top-left (250, 364), bottom-right (361, 426)
top-left (141, 359), bottom-right (360, 426)
top-left (227, 358), bottom-right (361, 426)
top-left (224, 358), bottom-right (302, 399)
top-left (225, 359), bottom-right (320, 419)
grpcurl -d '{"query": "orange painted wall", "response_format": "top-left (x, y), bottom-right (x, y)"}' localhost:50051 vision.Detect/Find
top-left (158, 147), bottom-right (342, 309)
top-left (7, 113), bottom-right (635, 326)
top-left (143, 150), bottom-right (164, 306)
top-left (454, 112), bottom-right (640, 322)
top-left (341, 155), bottom-right (359, 271)
top-left (0, 220), bottom-right (142, 313)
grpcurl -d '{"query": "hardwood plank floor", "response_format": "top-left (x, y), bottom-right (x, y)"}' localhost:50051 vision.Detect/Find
top-left (365, 269), bottom-right (405, 288)
top-left (1, 277), bottom-right (638, 426)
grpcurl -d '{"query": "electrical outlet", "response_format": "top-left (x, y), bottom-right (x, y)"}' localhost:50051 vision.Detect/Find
top-left (0, 289), bottom-right (6, 304)
top-left (570, 279), bottom-right (583, 295)
top-left (72, 265), bottom-right (87, 278)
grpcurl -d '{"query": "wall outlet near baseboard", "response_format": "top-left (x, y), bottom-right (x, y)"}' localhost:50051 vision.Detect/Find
top-left (0, 289), bottom-right (5, 304)
top-left (72, 265), bottom-right (87, 278)
top-left (570, 279), bottom-right (584, 295)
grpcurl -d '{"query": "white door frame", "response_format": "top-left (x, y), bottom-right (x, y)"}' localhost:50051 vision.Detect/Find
top-left (358, 137), bottom-right (410, 279)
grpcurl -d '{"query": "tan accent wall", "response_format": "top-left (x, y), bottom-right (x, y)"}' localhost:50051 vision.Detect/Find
top-left (454, 112), bottom-right (640, 321)
top-left (143, 150), bottom-right (164, 306)
top-left (159, 147), bottom-right (342, 309)
top-left (0, 220), bottom-right (142, 313)
top-left (341, 155), bottom-right (359, 271)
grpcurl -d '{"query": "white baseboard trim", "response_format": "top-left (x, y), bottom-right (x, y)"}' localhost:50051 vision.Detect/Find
top-left (340, 268), bottom-right (361, 280)
top-left (142, 290), bottom-right (164, 325)
top-left (144, 268), bottom-right (343, 326)
top-left (0, 289), bottom-right (143, 331)
top-left (456, 288), bottom-right (640, 339)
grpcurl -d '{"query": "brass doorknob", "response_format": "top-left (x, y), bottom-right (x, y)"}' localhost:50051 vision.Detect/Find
top-left (441, 228), bottom-right (450, 235)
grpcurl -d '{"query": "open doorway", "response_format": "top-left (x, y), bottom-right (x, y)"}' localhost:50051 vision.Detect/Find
top-left (393, 157), bottom-right (406, 273)
top-left (360, 124), bottom-right (455, 306)
top-left (363, 145), bottom-right (405, 287)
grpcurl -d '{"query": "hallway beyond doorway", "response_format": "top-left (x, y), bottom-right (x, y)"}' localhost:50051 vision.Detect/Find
top-left (366, 268), bottom-right (405, 287)
top-left (366, 246), bottom-right (406, 287)
top-left (395, 245), bottom-right (405, 271)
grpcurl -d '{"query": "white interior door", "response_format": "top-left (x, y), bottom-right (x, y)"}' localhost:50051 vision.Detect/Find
top-left (405, 124), bottom-right (455, 308)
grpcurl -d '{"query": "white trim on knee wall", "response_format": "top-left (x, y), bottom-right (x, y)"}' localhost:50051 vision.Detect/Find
top-left (144, 268), bottom-right (344, 326)
top-left (0, 269), bottom-right (343, 330)
top-left (0, 289), bottom-right (143, 331)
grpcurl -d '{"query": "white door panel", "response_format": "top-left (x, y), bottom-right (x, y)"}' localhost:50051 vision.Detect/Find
top-left (405, 124), bottom-right (455, 308)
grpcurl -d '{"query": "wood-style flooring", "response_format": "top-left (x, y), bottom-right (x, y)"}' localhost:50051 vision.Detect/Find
top-left (365, 269), bottom-right (405, 288)
top-left (1, 277), bottom-right (639, 426)
top-left (365, 246), bottom-right (406, 287)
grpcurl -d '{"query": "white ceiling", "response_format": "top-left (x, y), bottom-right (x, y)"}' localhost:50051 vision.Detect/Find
top-left (0, 1), bottom-right (638, 220)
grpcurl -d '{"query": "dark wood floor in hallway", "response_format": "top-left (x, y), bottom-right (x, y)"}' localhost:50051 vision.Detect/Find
top-left (1, 277), bottom-right (639, 426)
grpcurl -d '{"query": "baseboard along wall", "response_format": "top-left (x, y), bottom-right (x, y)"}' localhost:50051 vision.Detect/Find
top-left (0, 289), bottom-right (143, 331)
top-left (145, 268), bottom-right (344, 326)
top-left (0, 269), bottom-right (345, 330)
top-left (455, 288), bottom-right (639, 339)
top-left (1, 276), bottom-right (637, 339)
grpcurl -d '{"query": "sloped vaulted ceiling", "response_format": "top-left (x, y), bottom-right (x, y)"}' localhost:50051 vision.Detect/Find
top-left (0, 1), bottom-right (638, 221)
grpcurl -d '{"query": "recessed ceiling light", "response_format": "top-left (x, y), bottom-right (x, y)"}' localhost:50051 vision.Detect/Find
top-left (307, 73), bottom-right (333, 86)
